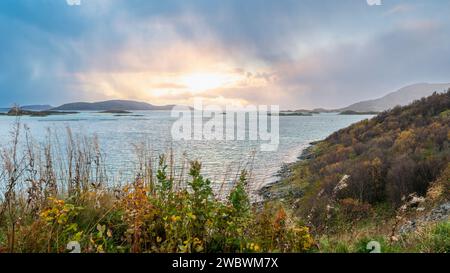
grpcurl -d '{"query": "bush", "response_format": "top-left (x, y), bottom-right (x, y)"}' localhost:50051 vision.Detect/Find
top-left (339, 198), bottom-right (372, 220)
top-left (296, 90), bottom-right (450, 230)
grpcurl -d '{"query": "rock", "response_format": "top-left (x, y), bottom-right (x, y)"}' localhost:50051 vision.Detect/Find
top-left (317, 189), bottom-right (325, 198)
top-left (399, 220), bottom-right (417, 234)
top-left (275, 163), bottom-right (294, 180)
top-left (423, 202), bottom-right (450, 222)
top-left (298, 147), bottom-right (314, 160)
top-left (332, 174), bottom-right (350, 195)
top-left (258, 143), bottom-right (319, 201)
top-left (398, 201), bottom-right (450, 234)
top-left (400, 193), bottom-right (425, 212)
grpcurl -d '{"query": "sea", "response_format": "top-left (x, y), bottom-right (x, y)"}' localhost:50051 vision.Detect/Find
top-left (0, 110), bottom-right (373, 197)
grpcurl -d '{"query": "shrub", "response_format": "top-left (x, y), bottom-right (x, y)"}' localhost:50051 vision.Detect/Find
top-left (339, 198), bottom-right (372, 220)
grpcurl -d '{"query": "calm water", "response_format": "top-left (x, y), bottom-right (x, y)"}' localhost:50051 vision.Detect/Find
top-left (0, 111), bottom-right (372, 196)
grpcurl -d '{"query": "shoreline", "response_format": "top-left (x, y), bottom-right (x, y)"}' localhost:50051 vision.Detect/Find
top-left (258, 140), bottom-right (320, 201)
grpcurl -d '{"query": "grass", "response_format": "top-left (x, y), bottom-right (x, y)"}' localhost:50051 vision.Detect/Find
top-left (0, 120), bottom-right (447, 253)
top-left (0, 160), bottom-right (315, 253)
top-left (314, 220), bottom-right (450, 253)
top-left (0, 121), bottom-right (314, 253)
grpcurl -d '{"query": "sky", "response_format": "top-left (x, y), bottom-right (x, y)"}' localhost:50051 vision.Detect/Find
top-left (0, 0), bottom-right (450, 109)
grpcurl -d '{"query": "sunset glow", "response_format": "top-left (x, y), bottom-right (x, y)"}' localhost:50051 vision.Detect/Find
top-left (1, 0), bottom-right (450, 109)
top-left (181, 72), bottom-right (238, 93)
top-left (0, 0), bottom-right (449, 257)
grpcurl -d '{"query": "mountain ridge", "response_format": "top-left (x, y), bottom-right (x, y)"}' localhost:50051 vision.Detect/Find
top-left (51, 100), bottom-right (176, 111)
top-left (5, 83), bottom-right (450, 113)
top-left (339, 83), bottom-right (450, 112)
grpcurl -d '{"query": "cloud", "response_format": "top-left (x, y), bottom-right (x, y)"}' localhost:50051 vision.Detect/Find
top-left (0, 0), bottom-right (450, 108)
top-left (269, 21), bottom-right (450, 108)
top-left (384, 4), bottom-right (415, 16)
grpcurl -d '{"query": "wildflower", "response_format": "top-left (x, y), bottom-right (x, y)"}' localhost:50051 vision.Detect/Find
top-left (254, 244), bottom-right (261, 252)
top-left (187, 212), bottom-right (196, 220)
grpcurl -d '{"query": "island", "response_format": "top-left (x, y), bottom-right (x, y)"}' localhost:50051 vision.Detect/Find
top-left (52, 100), bottom-right (176, 111)
top-left (0, 107), bottom-right (78, 117)
top-left (269, 112), bottom-right (313, 116)
top-left (339, 110), bottom-right (379, 115)
top-left (98, 110), bottom-right (133, 114)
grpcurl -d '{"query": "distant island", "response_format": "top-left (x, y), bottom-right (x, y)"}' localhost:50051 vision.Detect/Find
top-left (339, 110), bottom-right (379, 115)
top-left (18, 104), bottom-right (53, 111)
top-left (273, 112), bottom-right (313, 116)
top-left (289, 108), bottom-right (332, 114)
top-left (98, 110), bottom-right (132, 114)
top-left (0, 107), bottom-right (78, 117)
top-left (52, 100), bottom-right (176, 111)
top-left (3, 83), bottom-right (450, 117)
top-left (98, 109), bottom-right (146, 117)
top-left (0, 105), bottom-right (53, 113)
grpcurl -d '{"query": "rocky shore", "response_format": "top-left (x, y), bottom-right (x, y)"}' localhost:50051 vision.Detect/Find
top-left (258, 141), bottom-right (319, 200)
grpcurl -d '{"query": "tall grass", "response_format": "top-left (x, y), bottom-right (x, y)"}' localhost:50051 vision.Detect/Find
top-left (0, 120), bottom-right (313, 253)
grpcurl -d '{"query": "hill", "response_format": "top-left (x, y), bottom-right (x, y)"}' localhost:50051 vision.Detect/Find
top-left (263, 90), bottom-right (450, 251)
top-left (307, 90), bottom-right (449, 208)
top-left (52, 100), bottom-right (175, 111)
top-left (340, 83), bottom-right (450, 112)
top-left (20, 105), bottom-right (53, 111)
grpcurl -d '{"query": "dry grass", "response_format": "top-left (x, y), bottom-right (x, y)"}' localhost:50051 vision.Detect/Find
top-left (0, 121), bottom-right (314, 253)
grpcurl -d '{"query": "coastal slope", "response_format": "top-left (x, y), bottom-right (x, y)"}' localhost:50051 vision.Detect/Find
top-left (265, 90), bottom-right (450, 252)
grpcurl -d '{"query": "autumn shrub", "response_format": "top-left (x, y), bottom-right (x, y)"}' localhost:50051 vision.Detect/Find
top-left (339, 198), bottom-right (372, 221)
top-left (250, 204), bottom-right (314, 252)
top-left (0, 120), bottom-right (316, 253)
top-left (295, 90), bottom-right (450, 231)
top-left (37, 197), bottom-right (83, 252)
top-left (120, 179), bottom-right (156, 252)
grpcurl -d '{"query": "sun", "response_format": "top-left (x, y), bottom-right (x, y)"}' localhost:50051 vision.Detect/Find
top-left (181, 72), bottom-right (236, 93)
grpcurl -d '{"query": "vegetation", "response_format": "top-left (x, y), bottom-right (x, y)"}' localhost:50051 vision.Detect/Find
top-left (1, 91), bottom-right (448, 253)
top-left (0, 124), bottom-right (313, 253)
top-left (266, 90), bottom-right (450, 252)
